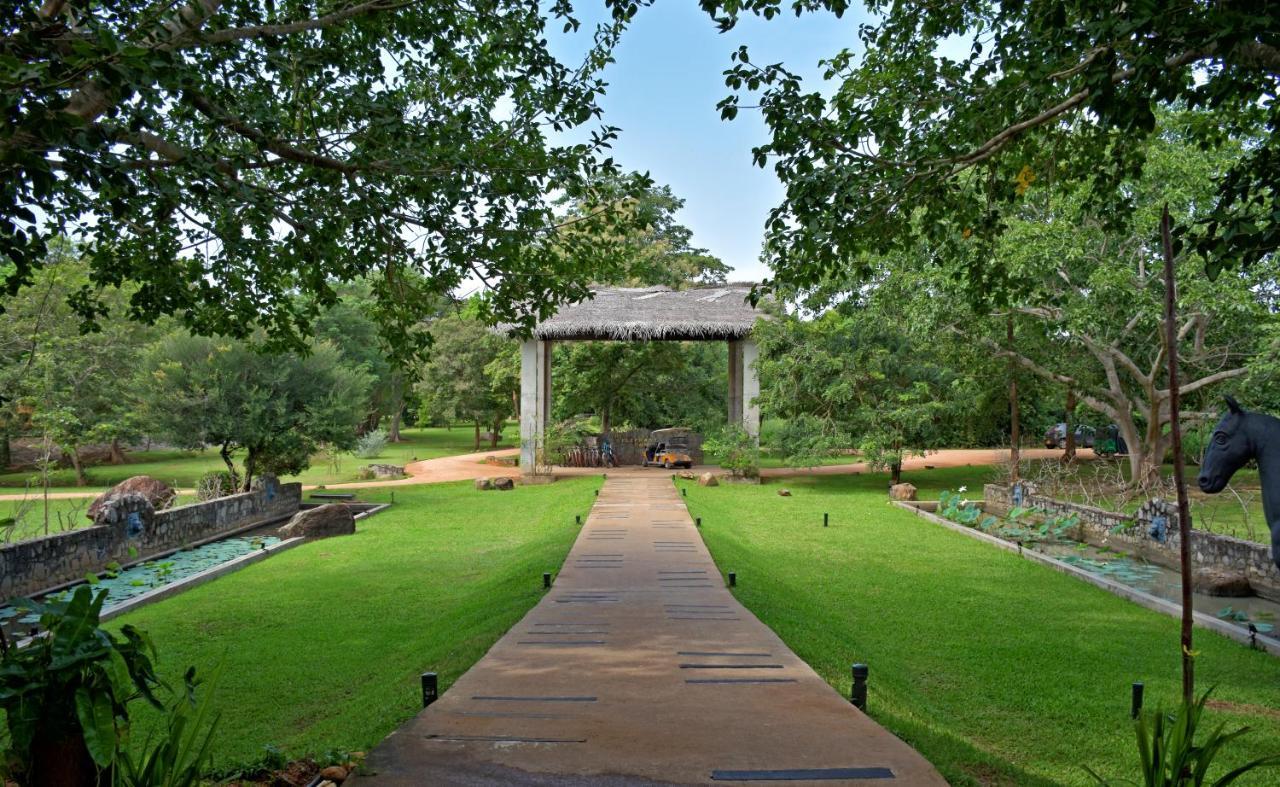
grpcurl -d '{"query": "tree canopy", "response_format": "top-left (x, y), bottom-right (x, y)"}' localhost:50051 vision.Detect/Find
top-left (3, 0), bottom-right (652, 363)
top-left (707, 0), bottom-right (1279, 296)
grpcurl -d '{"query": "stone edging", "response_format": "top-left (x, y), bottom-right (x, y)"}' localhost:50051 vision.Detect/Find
top-left (891, 500), bottom-right (1280, 657)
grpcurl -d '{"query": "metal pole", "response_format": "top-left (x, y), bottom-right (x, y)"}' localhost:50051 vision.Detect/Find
top-left (543, 572), bottom-right (551, 589)
top-left (1131, 682), bottom-right (1144, 719)
top-left (851, 664), bottom-right (868, 710)
top-left (421, 672), bottom-right (438, 707)
top-left (728, 571), bottom-right (736, 587)
top-left (824, 512), bottom-right (829, 528)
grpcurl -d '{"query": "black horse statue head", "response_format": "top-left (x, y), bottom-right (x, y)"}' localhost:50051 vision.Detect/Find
top-left (1198, 395), bottom-right (1280, 570)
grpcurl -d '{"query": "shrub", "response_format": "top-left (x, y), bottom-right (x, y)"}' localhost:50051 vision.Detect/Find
top-left (705, 425), bottom-right (760, 479)
top-left (196, 471), bottom-right (236, 501)
top-left (354, 429), bottom-right (388, 459)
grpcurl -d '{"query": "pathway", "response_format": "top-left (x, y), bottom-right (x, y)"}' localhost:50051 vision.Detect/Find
top-left (350, 472), bottom-right (945, 785)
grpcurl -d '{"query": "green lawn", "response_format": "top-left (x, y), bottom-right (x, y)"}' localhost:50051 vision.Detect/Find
top-left (0, 424), bottom-right (518, 496)
top-left (105, 478), bottom-right (596, 771)
top-left (681, 470), bottom-right (1280, 786)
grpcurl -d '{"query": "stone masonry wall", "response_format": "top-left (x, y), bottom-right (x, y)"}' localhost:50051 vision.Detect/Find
top-left (0, 476), bottom-right (300, 602)
top-left (983, 483), bottom-right (1280, 602)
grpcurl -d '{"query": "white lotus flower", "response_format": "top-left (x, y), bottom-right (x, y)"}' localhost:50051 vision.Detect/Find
top-left (958, 485), bottom-right (968, 493)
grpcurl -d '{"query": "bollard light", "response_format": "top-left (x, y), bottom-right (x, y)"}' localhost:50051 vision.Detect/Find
top-left (851, 664), bottom-right (869, 710)
top-left (696, 517), bottom-right (702, 528)
top-left (683, 488), bottom-right (687, 497)
top-left (728, 571), bottom-right (736, 587)
top-left (1131, 682), bottom-right (1144, 719)
top-left (421, 672), bottom-right (439, 707)
top-left (576, 515), bottom-right (581, 525)
top-left (824, 512), bottom-right (829, 528)
top-left (543, 572), bottom-right (552, 589)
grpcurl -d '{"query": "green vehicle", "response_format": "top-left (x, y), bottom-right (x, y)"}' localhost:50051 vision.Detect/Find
top-left (1094, 424), bottom-right (1129, 457)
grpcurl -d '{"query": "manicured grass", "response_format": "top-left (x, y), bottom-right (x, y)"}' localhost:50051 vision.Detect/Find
top-left (106, 478), bottom-right (597, 771)
top-left (0, 424), bottom-right (518, 494)
top-left (682, 471), bottom-right (1280, 786)
top-left (1, 493), bottom-right (199, 542)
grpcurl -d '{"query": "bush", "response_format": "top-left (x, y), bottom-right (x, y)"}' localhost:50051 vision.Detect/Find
top-left (196, 471), bottom-right (236, 501)
top-left (354, 429), bottom-right (387, 459)
top-left (704, 425), bottom-right (760, 479)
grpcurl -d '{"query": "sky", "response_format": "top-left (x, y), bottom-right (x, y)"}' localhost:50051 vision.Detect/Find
top-left (548, 0), bottom-right (871, 283)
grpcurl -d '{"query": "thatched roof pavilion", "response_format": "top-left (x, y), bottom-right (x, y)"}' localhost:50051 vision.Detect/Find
top-left (516, 283), bottom-right (765, 474)
top-left (526, 284), bottom-right (765, 341)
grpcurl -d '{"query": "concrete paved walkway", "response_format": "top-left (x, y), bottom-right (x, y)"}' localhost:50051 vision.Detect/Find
top-left (351, 474), bottom-right (945, 786)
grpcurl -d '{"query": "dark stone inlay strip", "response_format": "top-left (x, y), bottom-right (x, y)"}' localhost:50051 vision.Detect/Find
top-left (679, 664), bottom-right (785, 669)
top-left (471, 701), bottom-right (599, 706)
top-left (425, 735), bottom-right (587, 744)
top-left (658, 570), bottom-right (707, 574)
top-left (580, 554), bottom-right (623, 557)
top-left (446, 711), bottom-right (573, 719)
top-left (665, 604), bottom-right (731, 608)
top-left (517, 640), bottom-right (607, 645)
top-left (686, 678), bottom-right (798, 684)
top-left (526, 630), bottom-right (610, 634)
top-left (711, 768), bottom-right (894, 781)
top-left (667, 616), bottom-right (741, 621)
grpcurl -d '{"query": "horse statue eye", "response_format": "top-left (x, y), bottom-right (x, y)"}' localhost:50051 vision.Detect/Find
top-left (1214, 433), bottom-right (1227, 444)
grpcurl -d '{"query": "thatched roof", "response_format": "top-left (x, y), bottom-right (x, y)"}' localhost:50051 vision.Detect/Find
top-left (524, 284), bottom-right (766, 341)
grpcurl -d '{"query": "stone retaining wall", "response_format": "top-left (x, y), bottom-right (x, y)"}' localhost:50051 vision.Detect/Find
top-left (1, 476), bottom-right (300, 602)
top-left (983, 483), bottom-right (1280, 602)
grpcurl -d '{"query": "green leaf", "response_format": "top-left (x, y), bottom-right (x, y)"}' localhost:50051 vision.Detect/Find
top-left (74, 686), bottom-right (118, 767)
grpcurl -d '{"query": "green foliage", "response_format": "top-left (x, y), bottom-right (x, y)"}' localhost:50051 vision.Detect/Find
top-left (113, 667), bottom-right (222, 787)
top-left (0, 587), bottom-right (163, 778)
top-left (703, 425), bottom-right (759, 479)
top-left (1, 0), bottom-right (657, 364)
top-left (416, 313), bottom-right (514, 447)
top-left (354, 429), bottom-right (388, 459)
top-left (142, 334), bottom-right (372, 490)
top-left (772, 414), bottom-right (840, 469)
top-left (1086, 691), bottom-right (1280, 786)
top-left (706, 0), bottom-right (1279, 294)
top-left (194, 471), bottom-right (236, 503)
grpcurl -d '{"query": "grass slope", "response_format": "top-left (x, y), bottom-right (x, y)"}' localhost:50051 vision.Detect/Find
top-left (107, 478), bottom-right (597, 771)
top-left (682, 470), bottom-right (1280, 786)
top-left (0, 424), bottom-right (518, 494)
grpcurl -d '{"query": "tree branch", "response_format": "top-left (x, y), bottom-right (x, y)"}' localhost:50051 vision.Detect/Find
top-left (190, 0), bottom-right (411, 47)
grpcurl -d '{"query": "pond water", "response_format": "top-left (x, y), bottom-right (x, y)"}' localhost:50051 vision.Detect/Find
top-left (0, 532), bottom-right (279, 640)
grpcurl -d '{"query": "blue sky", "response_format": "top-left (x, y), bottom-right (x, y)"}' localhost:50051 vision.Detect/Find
top-left (549, 0), bottom-right (870, 283)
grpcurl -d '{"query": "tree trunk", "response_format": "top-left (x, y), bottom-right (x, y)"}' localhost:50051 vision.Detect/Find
top-left (67, 447), bottom-right (86, 486)
top-left (29, 729), bottom-right (99, 787)
top-left (891, 460), bottom-right (902, 485)
top-left (387, 374), bottom-right (405, 442)
top-left (490, 419), bottom-right (501, 448)
top-left (1063, 389), bottom-right (1077, 462)
top-left (109, 437), bottom-right (126, 464)
top-left (1007, 315), bottom-right (1021, 482)
top-left (219, 443), bottom-right (241, 490)
top-left (473, 421), bottom-right (481, 451)
top-left (0, 427), bottom-right (9, 470)
top-left (601, 402), bottom-right (612, 436)
top-left (1161, 206), bottom-right (1195, 704)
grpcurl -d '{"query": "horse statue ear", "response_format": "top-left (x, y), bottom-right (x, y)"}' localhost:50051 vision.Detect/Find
top-left (1225, 394), bottom-right (1243, 414)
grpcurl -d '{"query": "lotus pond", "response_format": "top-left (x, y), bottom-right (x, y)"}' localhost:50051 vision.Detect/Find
top-left (0, 532), bottom-right (280, 640)
top-left (934, 490), bottom-right (1280, 645)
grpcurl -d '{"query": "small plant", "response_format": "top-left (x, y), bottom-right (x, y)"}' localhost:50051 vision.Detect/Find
top-left (195, 471), bottom-right (236, 502)
top-left (354, 429), bottom-right (388, 459)
top-left (113, 666), bottom-right (223, 787)
top-left (1085, 689), bottom-right (1280, 786)
top-left (705, 425), bottom-right (760, 479)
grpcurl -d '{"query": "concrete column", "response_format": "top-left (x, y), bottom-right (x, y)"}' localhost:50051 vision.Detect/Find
top-left (727, 340), bottom-right (743, 425)
top-left (741, 338), bottom-right (760, 440)
top-left (520, 339), bottom-right (552, 474)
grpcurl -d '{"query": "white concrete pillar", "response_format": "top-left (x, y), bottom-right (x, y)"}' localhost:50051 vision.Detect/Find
top-left (520, 339), bottom-right (552, 474)
top-left (741, 338), bottom-right (760, 440)
top-left (727, 340), bottom-right (743, 425)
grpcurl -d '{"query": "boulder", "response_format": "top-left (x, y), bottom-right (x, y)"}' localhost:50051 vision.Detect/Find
top-left (777, 488), bottom-right (791, 497)
top-left (474, 478), bottom-right (494, 491)
top-left (87, 476), bottom-right (176, 521)
top-left (366, 464), bottom-right (404, 480)
top-left (1193, 569), bottom-right (1252, 597)
top-left (678, 471), bottom-right (696, 480)
top-left (698, 472), bottom-right (719, 487)
top-left (92, 492), bottom-right (155, 536)
top-left (492, 477), bottom-right (516, 491)
top-left (278, 504), bottom-right (355, 539)
top-left (319, 765), bottom-right (350, 782)
top-left (889, 483), bottom-right (918, 501)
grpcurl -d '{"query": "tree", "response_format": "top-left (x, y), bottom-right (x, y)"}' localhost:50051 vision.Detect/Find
top-left (2, 0), bottom-right (653, 363)
top-left (416, 312), bottom-right (513, 450)
top-left (754, 308), bottom-right (967, 484)
top-left (708, 0), bottom-right (1279, 294)
top-left (143, 334), bottom-right (371, 490)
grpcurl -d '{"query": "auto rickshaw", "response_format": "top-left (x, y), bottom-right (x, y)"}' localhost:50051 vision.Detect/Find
top-left (643, 428), bottom-right (694, 469)
top-left (1095, 424), bottom-right (1129, 457)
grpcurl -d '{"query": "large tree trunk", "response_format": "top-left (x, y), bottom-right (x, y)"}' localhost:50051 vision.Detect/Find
top-left (109, 437), bottom-right (126, 464)
top-left (490, 418), bottom-right (502, 448)
top-left (1007, 315), bottom-right (1020, 482)
top-left (219, 442), bottom-right (241, 490)
top-left (601, 403), bottom-right (612, 436)
top-left (67, 447), bottom-right (86, 486)
top-left (242, 449), bottom-right (256, 492)
top-left (891, 460), bottom-right (902, 485)
top-left (1063, 388), bottom-right (1077, 462)
top-left (0, 427), bottom-right (9, 470)
top-left (473, 421), bottom-right (481, 451)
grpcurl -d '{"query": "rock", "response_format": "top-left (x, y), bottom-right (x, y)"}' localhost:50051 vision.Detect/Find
top-left (320, 765), bottom-right (349, 782)
top-left (474, 478), bottom-right (494, 491)
top-left (92, 492), bottom-right (156, 537)
top-left (366, 464), bottom-right (404, 480)
top-left (1193, 569), bottom-right (1252, 597)
top-left (317, 782), bottom-right (338, 787)
top-left (278, 504), bottom-right (355, 539)
top-left (698, 472), bottom-right (718, 487)
top-left (493, 477), bottom-right (516, 491)
top-left (87, 476), bottom-right (176, 521)
top-left (889, 483), bottom-right (918, 501)
top-left (678, 471), bottom-right (696, 480)
top-left (777, 488), bottom-right (791, 497)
